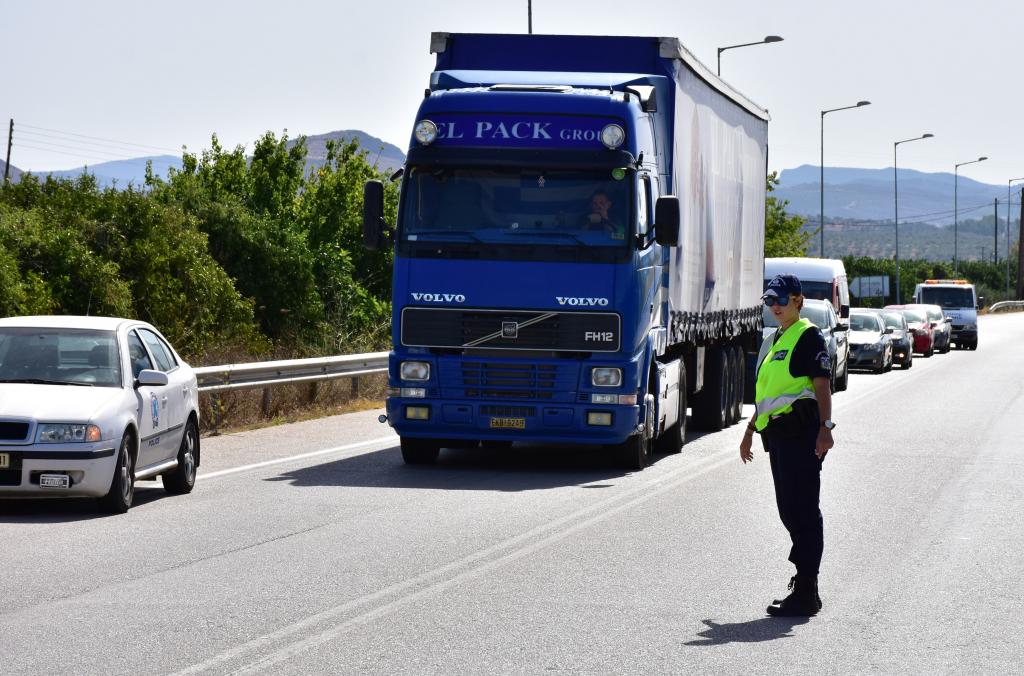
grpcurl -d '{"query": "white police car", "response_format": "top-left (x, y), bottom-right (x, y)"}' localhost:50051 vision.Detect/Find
top-left (0, 316), bottom-right (199, 513)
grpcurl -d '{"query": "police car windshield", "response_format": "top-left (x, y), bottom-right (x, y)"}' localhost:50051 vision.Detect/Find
top-left (0, 328), bottom-right (122, 387)
top-left (400, 167), bottom-right (631, 249)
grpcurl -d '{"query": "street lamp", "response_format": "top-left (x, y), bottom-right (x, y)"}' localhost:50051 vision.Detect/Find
top-left (820, 101), bottom-right (871, 257)
top-left (1009, 177), bottom-right (1024, 295)
top-left (954, 156), bottom-right (988, 273)
top-left (894, 133), bottom-right (934, 303)
top-left (716, 35), bottom-right (783, 76)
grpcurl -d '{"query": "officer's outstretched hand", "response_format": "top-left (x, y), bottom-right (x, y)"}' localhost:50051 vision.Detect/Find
top-left (815, 428), bottom-right (833, 459)
top-left (740, 433), bottom-right (754, 464)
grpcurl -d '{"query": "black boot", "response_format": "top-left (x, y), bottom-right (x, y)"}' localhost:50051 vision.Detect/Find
top-left (767, 575), bottom-right (819, 616)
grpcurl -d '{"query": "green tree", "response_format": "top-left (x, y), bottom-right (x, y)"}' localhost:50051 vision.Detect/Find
top-left (765, 172), bottom-right (810, 258)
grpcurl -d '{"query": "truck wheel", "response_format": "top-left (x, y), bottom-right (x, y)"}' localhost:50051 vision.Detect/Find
top-left (724, 349), bottom-right (737, 426)
top-left (400, 438), bottom-right (440, 465)
top-left (612, 434), bottom-right (649, 470)
top-left (691, 348), bottom-right (727, 432)
top-left (731, 346), bottom-right (745, 424)
top-left (655, 361), bottom-right (687, 455)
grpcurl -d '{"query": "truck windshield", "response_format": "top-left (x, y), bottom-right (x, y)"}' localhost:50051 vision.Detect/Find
top-left (398, 167), bottom-right (632, 262)
top-left (919, 287), bottom-right (974, 308)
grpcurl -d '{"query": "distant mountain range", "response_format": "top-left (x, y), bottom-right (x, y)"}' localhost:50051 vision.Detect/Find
top-left (2, 130), bottom-right (406, 189)
top-left (776, 165), bottom-right (1013, 226)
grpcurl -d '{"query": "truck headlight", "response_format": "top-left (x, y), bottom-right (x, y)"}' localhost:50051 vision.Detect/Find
top-left (964, 323), bottom-right (977, 330)
top-left (414, 120), bottom-right (438, 145)
top-left (37, 424), bottom-right (101, 443)
top-left (592, 367), bottom-right (623, 387)
top-left (400, 361), bottom-right (430, 381)
top-left (600, 124), bottom-right (625, 149)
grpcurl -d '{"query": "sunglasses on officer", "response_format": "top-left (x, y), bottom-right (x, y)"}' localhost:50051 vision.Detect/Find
top-left (762, 295), bottom-right (791, 307)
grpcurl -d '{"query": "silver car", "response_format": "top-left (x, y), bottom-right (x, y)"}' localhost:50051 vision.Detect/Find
top-left (0, 316), bottom-right (199, 513)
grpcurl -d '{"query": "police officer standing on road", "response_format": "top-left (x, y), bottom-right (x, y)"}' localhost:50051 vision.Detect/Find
top-left (740, 273), bottom-right (835, 616)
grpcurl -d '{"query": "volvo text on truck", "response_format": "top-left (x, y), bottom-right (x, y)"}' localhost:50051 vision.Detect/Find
top-left (364, 33), bottom-right (769, 469)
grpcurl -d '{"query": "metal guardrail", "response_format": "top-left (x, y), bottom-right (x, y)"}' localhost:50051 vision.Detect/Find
top-left (987, 301), bottom-right (1024, 313)
top-left (194, 352), bottom-right (389, 393)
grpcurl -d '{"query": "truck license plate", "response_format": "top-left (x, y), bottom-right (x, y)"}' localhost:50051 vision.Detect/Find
top-left (39, 474), bottom-right (70, 489)
top-left (0, 453), bottom-right (8, 469)
top-left (490, 417), bottom-right (525, 430)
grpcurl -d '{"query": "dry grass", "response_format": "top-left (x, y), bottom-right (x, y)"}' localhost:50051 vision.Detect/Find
top-left (198, 373), bottom-right (387, 436)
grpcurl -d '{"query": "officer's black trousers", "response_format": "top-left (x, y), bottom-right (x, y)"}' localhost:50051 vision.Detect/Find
top-left (764, 425), bottom-right (824, 577)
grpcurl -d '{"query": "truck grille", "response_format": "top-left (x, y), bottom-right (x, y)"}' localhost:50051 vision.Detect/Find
top-left (401, 308), bottom-right (620, 352)
top-left (439, 359), bottom-right (579, 402)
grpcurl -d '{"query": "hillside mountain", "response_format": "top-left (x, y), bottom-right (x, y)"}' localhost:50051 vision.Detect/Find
top-left (777, 165), bottom-right (1009, 226)
top-left (8, 130), bottom-right (406, 189)
top-left (0, 158), bottom-right (22, 182)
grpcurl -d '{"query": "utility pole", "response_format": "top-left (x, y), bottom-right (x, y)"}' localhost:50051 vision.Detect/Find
top-left (3, 119), bottom-right (12, 185)
top-left (1017, 188), bottom-right (1024, 299)
top-left (995, 198), bottom-right (999, 263)
top-left (527, 0), bottom-right (532, 34)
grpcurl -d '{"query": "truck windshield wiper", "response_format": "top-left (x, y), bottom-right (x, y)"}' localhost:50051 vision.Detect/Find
top-left (410, 230), bottom-right (482, 243)
top-left (0, 378), bottom-right (94, 387)
top-left (506, 230), bottom-right (587, 246)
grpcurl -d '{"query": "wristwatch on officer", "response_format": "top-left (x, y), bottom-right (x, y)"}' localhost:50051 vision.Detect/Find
top-left (821, 419), bottom-right (836, 430)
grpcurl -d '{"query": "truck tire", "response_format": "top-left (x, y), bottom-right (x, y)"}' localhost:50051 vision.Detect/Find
top-left (724, 349), bottom-right (737, 426)
top-left (731, 346), bottom-right (745, 424)
top-left (612, 434), bottom-right (649, 470)
top-left (691, 347), bottom-right (727, 431)
top-left (655, 361), bottom-right (687, 455)
top-left (400, 438), bottom-right (440, 465)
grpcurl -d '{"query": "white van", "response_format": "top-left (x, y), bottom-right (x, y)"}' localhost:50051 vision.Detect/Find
top-left (764, 257), bottom-right (851, 319)
top-left (913, 279), bottom-right (979, 350)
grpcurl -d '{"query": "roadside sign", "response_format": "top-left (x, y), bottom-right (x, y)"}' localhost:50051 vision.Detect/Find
top-left (850, 276), bottom-right (890, 297)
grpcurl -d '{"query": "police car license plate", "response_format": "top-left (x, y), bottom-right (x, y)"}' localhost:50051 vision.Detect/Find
top-left (490, 417), bottom-right (525, 430)
top-left (39, 474), bottom-right (70, 489)
top-left (0, 453), bottom-right (9, 469)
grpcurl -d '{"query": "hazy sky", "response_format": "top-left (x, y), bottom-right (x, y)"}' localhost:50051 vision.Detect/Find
top-left (4, 0), bottom-right (1022, 185)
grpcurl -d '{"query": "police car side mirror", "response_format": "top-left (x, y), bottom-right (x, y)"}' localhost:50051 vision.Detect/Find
top-left (363, 180), bottom-right (390, 251)
top-left (884, 327), bottom-right (894, 334)
top-left (136, 369), bottom-right (168, 388)
top-left (653, 196), bottom-right (680, 246)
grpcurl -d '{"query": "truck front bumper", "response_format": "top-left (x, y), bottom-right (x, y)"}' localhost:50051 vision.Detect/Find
top-left (386, 397), bottom-right (641, 446)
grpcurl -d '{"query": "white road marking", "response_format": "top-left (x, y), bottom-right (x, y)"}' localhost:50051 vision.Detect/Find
top-left (197, 435), bottom-right (398, 481)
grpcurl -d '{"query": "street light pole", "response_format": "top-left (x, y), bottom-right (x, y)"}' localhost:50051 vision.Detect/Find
top-left (1009, 177), bottom-right (1024, 296)
top-left (894, 134), bottom-right (934, 304)
top-left (820, 101), bottom-right (871, 257)
top-left (716, 35), bottom-right (783, 76)
top-left (954, 156), bottom-right (988, 274)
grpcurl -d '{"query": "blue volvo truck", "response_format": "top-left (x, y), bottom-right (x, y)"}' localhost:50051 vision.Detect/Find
top-left (364, 33), bottom-right (768, 469)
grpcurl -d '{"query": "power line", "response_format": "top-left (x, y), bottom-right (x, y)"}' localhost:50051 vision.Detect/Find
top-left (13, 143), bottom-right (179, 165)
top-left (18, 122), bottom-right (181, 154)
top-left (17, 128), bottom-right (179, 156)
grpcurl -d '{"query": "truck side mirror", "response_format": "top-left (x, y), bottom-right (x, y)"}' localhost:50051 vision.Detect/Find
top-left (977, 296), bottom-right (985, 309)
top-left (840, 304), bottom-right (850, 319)
top-left (363, 180), bottom-right (388, 251)
top-left (653, 196), bottom-right (680, 246)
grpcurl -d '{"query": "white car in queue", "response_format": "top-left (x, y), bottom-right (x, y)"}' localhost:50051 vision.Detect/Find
top-left (0, 316), bottom-right (199, 513)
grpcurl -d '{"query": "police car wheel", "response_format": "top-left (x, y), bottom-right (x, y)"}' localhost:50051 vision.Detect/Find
top-left (163, 418), bottom-right (199, 495)
top-left (98, 432), bottom-right (135, 514)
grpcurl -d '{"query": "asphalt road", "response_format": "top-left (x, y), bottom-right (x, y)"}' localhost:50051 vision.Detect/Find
top-left (2, 313), bottom-right (1022, 674)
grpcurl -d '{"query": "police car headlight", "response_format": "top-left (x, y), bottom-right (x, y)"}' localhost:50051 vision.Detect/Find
top-left (400, 361), bottom-right (430, 381)
top-left (592, 367), bottom-right (623, 387)
top-left (600, 124), bottom-right (625, 149)
top-left (414, 120), bottom-right (438, 145)
top-left (37, 423), bottom-right (101, 443)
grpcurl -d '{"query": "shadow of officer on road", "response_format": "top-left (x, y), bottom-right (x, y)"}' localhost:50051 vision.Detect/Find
top-left (684, 616), bottom-right (810, 646)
